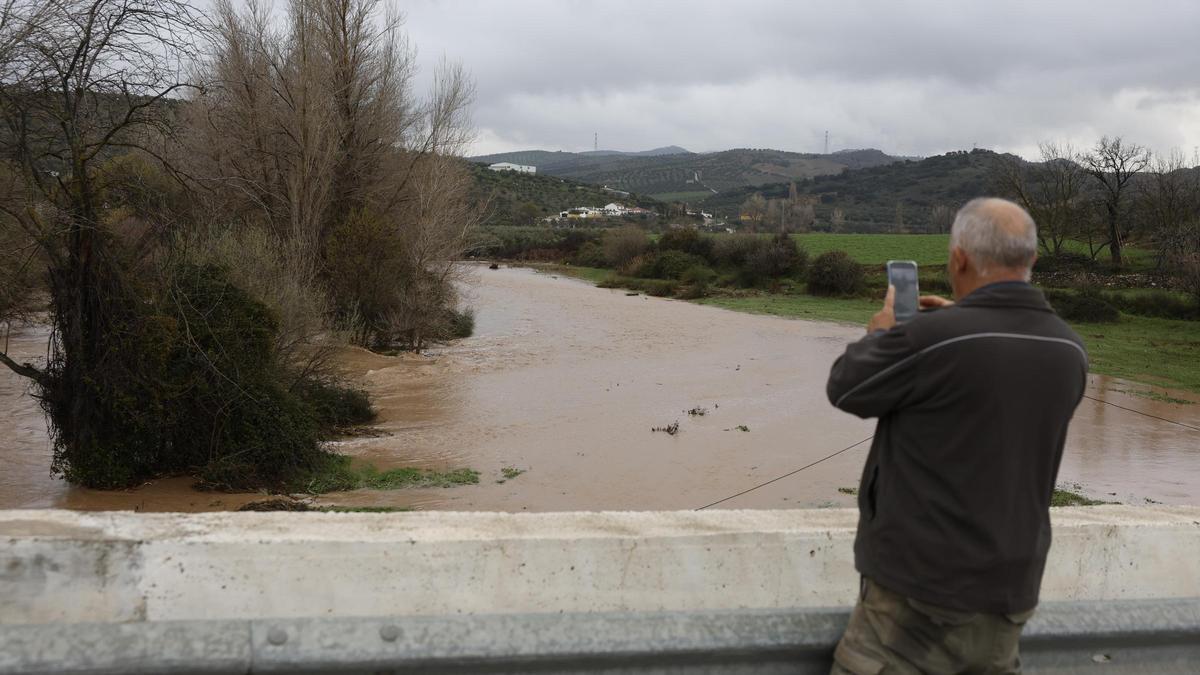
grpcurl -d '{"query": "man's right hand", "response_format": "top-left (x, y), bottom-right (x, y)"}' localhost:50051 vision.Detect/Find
top-left (919, 295), bottom-right (954, 309)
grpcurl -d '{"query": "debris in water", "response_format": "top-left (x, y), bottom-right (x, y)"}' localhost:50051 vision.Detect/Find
top-left (488, 263), bottom-right (499, 270)
top-left (651, 421), bottom-right (680, 435)
top-left (686, 407), bottom-right (708, 416)
top-left (237, 498), bottom-right (312, 512)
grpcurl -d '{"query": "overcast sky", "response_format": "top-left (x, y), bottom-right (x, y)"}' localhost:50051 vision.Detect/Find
top-left (399, 0), bottom-right (1200, 160)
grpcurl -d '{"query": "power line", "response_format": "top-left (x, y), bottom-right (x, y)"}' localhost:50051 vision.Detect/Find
top-left (1084, 393), bottom-right (1195, 429)
top-left (695, 436), bottom-right (873, 511)
top-left (696, 389), bottom-right (1190, 509)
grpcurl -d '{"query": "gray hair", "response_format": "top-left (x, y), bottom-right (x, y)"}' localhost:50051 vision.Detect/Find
top-left (950, 198), bottom-right (1038, 278)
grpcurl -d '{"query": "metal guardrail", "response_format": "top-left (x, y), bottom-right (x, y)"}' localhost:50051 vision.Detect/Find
top-left (1, 598), bottom-right (1197, 674)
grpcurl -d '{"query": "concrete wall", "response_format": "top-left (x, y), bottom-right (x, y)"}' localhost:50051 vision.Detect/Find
top-left (3, 505), bottom-right (1199, 626)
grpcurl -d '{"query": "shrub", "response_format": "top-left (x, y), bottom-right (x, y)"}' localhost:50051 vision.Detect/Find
top-left (603, 226), bottom-right (650, 269)
top-left (681, 264), bottom-right (716, 286)
top-left (1107, 291), bottom-right (1197, 320)
top-left (807, 250), bottom-right (866, 296)
top-left (652, 250), bottom-right (708, 279)
top-left (643, 279), bottom-right (678, 297)
top-left (1033, 252), bottom-right (1096, 275)
top-left (658, 227), bottom-right (713, 262)
top-left (678, 264), bottom-right (717, 299)
top-left (712, 233), bottom-right (766, 267)
top-left (445, 307), bottom-right (476, 339)
top-left (45, 264), bottom-right (336, 491)
top-left (744, 233), bottom-right (808, 281)
top-left (296, 379), bottom-right (376, 433)
top-left (1045, 288), bottom-right (1120, 323)
top-left (621, 253), bottom-right (658, 278)
top-left (573, 241), bottom-right (607, 268)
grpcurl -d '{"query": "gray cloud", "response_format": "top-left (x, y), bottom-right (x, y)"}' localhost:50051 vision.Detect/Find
top-left (397, 0), bottom-right (1200, 158)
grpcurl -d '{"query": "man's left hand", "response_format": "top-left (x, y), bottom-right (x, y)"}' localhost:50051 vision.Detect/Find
top-left (868, 285), bottom-right (896, 333)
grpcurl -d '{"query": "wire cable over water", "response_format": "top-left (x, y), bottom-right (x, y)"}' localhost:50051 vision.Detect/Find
top-left (1082, 394), bottom-right (1200, 432)
top-left (694, 435), bottom-right (874, 511)
top-left (694, 390), bottom-right (1196, 511)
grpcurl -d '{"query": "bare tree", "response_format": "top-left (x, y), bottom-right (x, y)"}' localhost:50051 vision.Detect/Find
top-left (0, 0), bottom-right (201, 451)
top-left (830, 207), bottom-right (846, 232)
top-left (189, 0), bottom-right (476, 347)
top-left (739, 193), bottom-right (766, 231)
top-left (1081, 136), bottom-right (1151, 266)
top-left (1137, 150), bottom-right (1200, 268)
top-left (929, 204), bottom-right (955, 234)
top-left (995, 143), bottom-right (1087, 255)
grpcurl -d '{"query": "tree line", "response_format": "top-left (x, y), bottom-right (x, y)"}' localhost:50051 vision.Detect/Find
top-left (0, 0), bottom-right (477, 489)
top-left (995, 137), bottom-right (1198, 279)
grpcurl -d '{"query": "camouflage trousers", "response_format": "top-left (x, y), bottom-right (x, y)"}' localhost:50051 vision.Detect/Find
top-left (830, 578), bottom-right (1035, 674)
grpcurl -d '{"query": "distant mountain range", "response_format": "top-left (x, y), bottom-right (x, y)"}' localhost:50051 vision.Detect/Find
top-left (468, 146), bottom-right (1063, 232)
top-left (469, 147), bottom-right (907, 200)
top-left (705, 149), bottom-right (1009, 230)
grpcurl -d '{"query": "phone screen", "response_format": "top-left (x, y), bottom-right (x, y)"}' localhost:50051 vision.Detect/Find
top-left (887, 261), bottom-right (919, 323)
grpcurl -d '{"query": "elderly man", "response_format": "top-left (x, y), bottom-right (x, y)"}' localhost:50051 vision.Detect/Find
top-left (826, 198), bottom-right (1088, 674)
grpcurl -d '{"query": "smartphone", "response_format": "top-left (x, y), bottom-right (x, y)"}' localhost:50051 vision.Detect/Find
top-left (886, 260), bottom-right (919, 323)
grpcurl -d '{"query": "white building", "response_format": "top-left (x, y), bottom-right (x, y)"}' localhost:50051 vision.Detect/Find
top-left (488, 162), bottom-right (536, 174)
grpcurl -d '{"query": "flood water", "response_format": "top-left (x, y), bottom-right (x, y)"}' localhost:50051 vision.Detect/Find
top-left (1, 264), bottom-right (1197, 512)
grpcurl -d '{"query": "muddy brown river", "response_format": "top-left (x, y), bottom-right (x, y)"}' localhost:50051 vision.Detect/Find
top-left (1, 264), bottom-right (1197, 512)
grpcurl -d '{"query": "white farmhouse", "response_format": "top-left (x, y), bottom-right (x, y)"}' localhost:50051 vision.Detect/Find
top-left (602, 202), bottom-right (628, 216)
top-left (488, 162), bottom-right (536, 174)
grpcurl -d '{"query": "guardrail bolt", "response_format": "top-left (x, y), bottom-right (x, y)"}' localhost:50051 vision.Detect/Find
top-left (379, 625), bottom-right (401, 642)
top-left (267, 628), bottom-right (289, 646)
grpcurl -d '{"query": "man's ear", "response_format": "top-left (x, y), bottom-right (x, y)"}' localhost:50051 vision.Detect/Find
top-left (950, 246), bottom-right (969, 273)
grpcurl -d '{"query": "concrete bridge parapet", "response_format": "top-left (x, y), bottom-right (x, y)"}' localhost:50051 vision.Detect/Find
top-left (1, 506), bottom-right (1198, 672)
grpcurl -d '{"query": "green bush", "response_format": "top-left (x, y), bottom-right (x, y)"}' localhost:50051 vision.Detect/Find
top-left (1108, 291), bottom-right (1198, 320)
top-left (658, 227), bottom-right (713, 262)
top-left (603, 226), bottom-right (651, 269)
top-left (643, 279), bottom-right (678, 297)
top-left (471, 226), bottom-right (601, 260)
top-left (445, 307), bottom-right (476, 339)
top-left (296, 379), bottom-right (375, 433)
top-left (712, 233), bottom-right (766, 267)
top-left (573, 241), bottom-right (607, 267)
top-left (621, 253), bottom-right (658, 278)
top-left (744, 233), bottom-right (808, 282)
top-left (678, 264), bottom-right (717, 299)
top-left (1045, 288), bottom-right (1120, 323)
top-left (681, 264), bottom-right (716, 286)
top-left (652, 250), bottom-right (708, 279)
top-left (807, 250), bottom-right (866, 296)
top-left (45, 264), bottom-right (341, 491)
top-left (1033, 252), bottom-right (1096, 275)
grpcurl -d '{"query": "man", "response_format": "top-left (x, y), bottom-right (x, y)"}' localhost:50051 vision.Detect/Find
top-left (826, 198), bottom-right (1088, 674)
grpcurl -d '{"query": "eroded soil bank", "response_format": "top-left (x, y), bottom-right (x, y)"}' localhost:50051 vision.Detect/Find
top-left (1, 264), bottom-right (1197, 511)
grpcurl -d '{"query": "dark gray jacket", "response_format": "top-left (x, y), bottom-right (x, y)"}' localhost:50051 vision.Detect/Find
top-left (827, 281), bottom-right (1087, 614)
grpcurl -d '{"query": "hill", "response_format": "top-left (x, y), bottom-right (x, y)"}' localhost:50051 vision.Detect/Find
top-left (469, 147), bottom-right (905, 200)
top-left (705, 149), bottom-right (1010, 232)
top-left (466, 163), bottom-right (662, 226)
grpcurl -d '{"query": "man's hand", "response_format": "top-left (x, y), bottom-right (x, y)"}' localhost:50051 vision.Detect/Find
top-left (868, 285), bottom-right (896, 333)
top-left (919, 295), bottom-right (954, 309)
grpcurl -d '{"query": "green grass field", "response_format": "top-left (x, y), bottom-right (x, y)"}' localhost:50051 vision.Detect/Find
top-left (792, 233), bottom-right (951, 266)
top-left (700, 294), bottom-right (1200, 393)
top-left (698, 294), bottom-right (879, 325)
